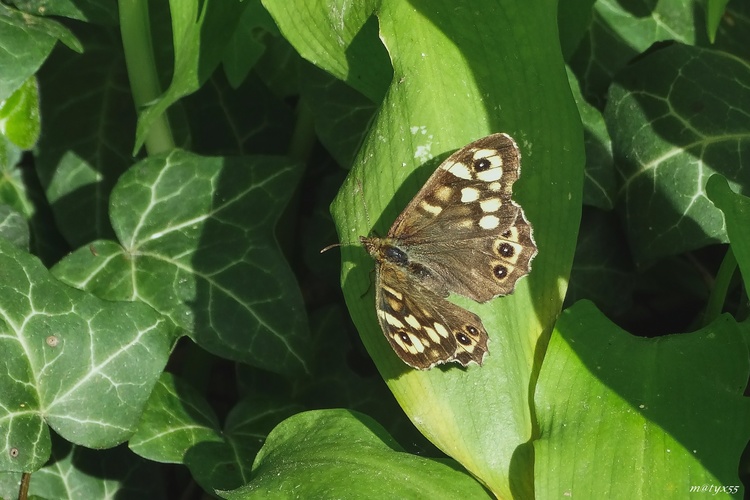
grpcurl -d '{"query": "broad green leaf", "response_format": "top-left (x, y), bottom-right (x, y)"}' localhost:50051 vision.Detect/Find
top-left (130, 373), bottom-right (303, 492)
top-left (535, 300), bottom-right (750, 498)
top-left (328, 0), bottom-right (584, 497)
top-left (133, 0), bottom-right (248, 153)
top-left (228, 409), bottom-right (491, 499)
top-left (0, 204), bottom-right (29, 250)
top-left (0, 3), bottom-right (81, 102)
top-left (252, 32), bottom-right (300, 99)
top-left (52, 150), bottom-right (311, 376)
top-left (0, 77), bottom-right (40, 150)
top-left (129, 373), bottom-right (223, 464)
top-left (35, 23), bottom-right (135, 247)
top-left (0, 238), bottom-right (177, 472)
top-left (707, 175), bottom-right (750, 294)
top-left (606, 43), bottom-right (750, 263)
top-left (262, 0), bottom-right (391, 102)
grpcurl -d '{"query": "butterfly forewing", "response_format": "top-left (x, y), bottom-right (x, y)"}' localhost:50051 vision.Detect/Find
top-left (388, 133), bottom-right (521, 242)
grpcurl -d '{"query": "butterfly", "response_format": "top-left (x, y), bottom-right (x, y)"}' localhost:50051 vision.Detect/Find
top-left (360, 133), bottom-right (536, 369)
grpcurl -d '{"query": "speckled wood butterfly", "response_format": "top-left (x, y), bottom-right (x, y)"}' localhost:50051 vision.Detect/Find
top-left (361, 133), bottom-right (536, 370)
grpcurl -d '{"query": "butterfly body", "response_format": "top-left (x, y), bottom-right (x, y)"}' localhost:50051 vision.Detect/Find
top-left (362, 133), bottom-right (536, 370)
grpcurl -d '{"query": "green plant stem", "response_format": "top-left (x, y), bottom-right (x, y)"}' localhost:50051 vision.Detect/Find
top-left (119, 0), bottom-right (175, 155)
top-left (703, 246), bottom-right (737, 326)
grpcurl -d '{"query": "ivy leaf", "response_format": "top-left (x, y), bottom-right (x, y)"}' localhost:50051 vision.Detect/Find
top-left (0, 3), bottom-right (81, 101)
top-left (52, 150), bottom-right (311, 376)
top-left (0, 238), bottom-right (177, 472)
top-left (606, 43), bottom-right (750, 263)
top-left (129, 373), bottom-right (303, 492)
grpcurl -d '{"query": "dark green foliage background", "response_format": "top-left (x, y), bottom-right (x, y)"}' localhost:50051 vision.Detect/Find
top-left (0, 0), bottom-right (749, 498)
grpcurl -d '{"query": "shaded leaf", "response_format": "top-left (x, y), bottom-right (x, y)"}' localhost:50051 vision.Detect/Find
top-left (606, 43), bottom-right (750, 262)
top-left (565, 208), bottom-right (633, 317)
top-left (567, 66), bottom-right (615, 209)
top-left (0, 204), bottom-right (29, 250)
top-left (0, 437), bottom-right (163, 499)
top-left (134, 0), bottom-right (249, 152)
top-left (569, 0), bottom-right (705, 104)
top-left (299, 62), bottom-right (376, 168)
top-left (707, 175), bottom-right (750, 293)
top-left (35, 23), bottom-right (135, 247)
top-left (8, 0), bottom-right (119, 26)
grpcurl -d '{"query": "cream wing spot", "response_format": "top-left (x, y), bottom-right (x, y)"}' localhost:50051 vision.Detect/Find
top-left (419, 200), bottom-right (443, 216)
top-left (407, 333), bottom-right (425, 353)
top-left (434, 322), bottom-right (450, 338)
top-left (382, 285), bottom-right (403, 301)
top-left (384, 312), bottom-right (405, 329)
top-left (488, 181), bottom-right (502, 192)
top-left (446, 162), bottom-right (472, 180)
top-left (479, 215), bottom-right (500, 229)
top-left (391, 334), bottom-right (408, 352)
top-left (480, 198), bottom-right (502, 212)
top-left (473, 148), bottom-right (494, 158)
top-left (476, 167), bottom-right (504, 182)
top-left (461, 187), bottom-right (480, 202)
top-left (404, 314), bottom-right (421, 329)
top-left (434, 185), bottom-right (453, 201)
top-left (424, 326), bottom-right (440, 343)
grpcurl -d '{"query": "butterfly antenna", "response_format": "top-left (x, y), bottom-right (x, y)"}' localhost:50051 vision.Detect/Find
top-left (319, 242), bottom-right (343, 254)
top-left (321, 177), bottom-right (373, 255)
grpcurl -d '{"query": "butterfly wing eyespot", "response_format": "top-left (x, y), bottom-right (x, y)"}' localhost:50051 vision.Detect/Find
top-left (361, 133), bottom-right (535, 369)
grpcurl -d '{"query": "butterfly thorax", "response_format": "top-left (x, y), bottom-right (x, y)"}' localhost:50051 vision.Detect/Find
top-left (360, 234), bottom-right (439, 286)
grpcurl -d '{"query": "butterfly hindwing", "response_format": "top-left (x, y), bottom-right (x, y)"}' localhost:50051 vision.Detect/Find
top-left (374, 262), bottom-right (489, 369)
